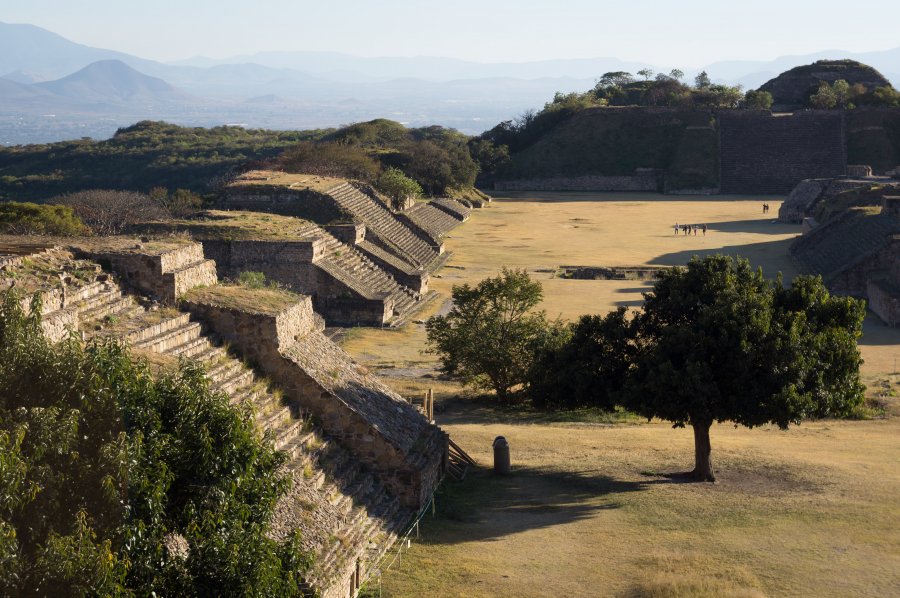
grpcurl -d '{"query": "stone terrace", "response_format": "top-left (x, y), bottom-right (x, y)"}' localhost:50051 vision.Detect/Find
top-left (144, 211), bottom-right (427, 327)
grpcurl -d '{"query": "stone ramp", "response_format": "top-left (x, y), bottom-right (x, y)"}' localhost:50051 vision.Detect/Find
top-left (326, 182), bottom-right (440, 271)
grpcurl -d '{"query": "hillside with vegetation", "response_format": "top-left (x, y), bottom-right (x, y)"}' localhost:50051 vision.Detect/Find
top-left (759, 59), bottom-right (898, 110)
top-left (0, 121), bottom-right (325, 201)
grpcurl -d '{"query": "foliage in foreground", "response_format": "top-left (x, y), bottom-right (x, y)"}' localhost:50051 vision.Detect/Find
top-left (425, 269), bottom-right (560, 402)
top-left (530, 255), bottom-right (866, 481)
top-left (0, 293), bottom-right (312, 595)
top-left (0, 201), bottom-right (89, 236)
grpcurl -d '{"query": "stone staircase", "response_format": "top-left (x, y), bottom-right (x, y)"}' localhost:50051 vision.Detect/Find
top-left (326, 183), bottom-right (439, 270)
top-left (791, 208), bottom-right (900, 280)
top-left (402, 203), bottom-right (464, 244)
top-left (430, 198), bottom-right (472, 221)
top-left (316, 233), bottom-right (420, 322)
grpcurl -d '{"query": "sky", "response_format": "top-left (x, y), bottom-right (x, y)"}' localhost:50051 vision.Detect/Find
top-left (4, 0), bottom-right (900, 66)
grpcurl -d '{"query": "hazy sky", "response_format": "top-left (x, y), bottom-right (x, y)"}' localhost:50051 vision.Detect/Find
top-left (4, 0), bottom-right (900, 66)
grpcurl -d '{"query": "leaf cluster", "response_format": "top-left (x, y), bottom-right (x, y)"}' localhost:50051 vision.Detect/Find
top-left (0, 292), bottom-right (313, 595)
top-left (425, 269), bottom-right (555, 401)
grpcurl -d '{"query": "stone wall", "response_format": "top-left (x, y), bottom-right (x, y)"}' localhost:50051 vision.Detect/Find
top-left (719, 110), bottom-right (847, 194)
top-left (224, 186), bottom-right (350, 224)
top-left (75, 242), bottom-right (216, 303)
top-left (495, 173), bottom-right (661, 192)
top-left (182, 296), bottom-right (447, 509)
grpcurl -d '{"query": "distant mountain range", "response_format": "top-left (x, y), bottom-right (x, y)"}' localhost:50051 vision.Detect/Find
top-left (1, 21), bottom-right (898, 145)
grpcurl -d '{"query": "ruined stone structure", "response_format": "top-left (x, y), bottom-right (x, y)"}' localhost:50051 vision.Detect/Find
top-left (0, 239), bottom-right (451, 597)
top-left (149, 212), bottom-right (426, 327)
top-left (719, 111), bottom-right (847, 194)
top-left (778, 177), bottom-right (900, 223)
top-left (790, 195), bottom-right (900, 325)
top-left (223, 172), bottom-right (452, 276)
top-left (494, 172), bottom-right (662, 192)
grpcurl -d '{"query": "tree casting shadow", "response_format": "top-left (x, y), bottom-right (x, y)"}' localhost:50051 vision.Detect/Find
top-left (417, 465), bottom-right (647, 545)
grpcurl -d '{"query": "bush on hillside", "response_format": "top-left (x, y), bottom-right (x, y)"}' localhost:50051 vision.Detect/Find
top-left (278, 141), bottom-right (381, 181)
top-left (0, 202), bottom-right (88, 236)
top-left (56, 189), bottom-right (169, 235)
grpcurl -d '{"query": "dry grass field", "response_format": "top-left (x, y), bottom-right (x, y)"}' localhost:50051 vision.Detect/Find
top-left (340, 193), bottom-right (900, 597)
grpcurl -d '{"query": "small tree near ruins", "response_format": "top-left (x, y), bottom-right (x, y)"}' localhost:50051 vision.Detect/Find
top-left (426, 269), bottom-right (554, 402)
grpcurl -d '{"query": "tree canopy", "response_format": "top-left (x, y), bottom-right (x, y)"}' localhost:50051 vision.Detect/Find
top-left (528, 255), bottom-right (866, 481)
top-left (0, 292), bottom-right (312, 595)
top-left (425, 269), bottom-right (556, 402)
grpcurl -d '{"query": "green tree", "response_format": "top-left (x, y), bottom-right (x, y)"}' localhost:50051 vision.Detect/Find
top-left (528, 307), bottom-right (634, 410)
top-left (832, 79), bottom-right (852, 108)
top-left (0, 292), bottom-right (313, 594)
top-left (694, 70), bottom-right (711, 89)
top-left (742, 89), bottom-right (774, 110)
top-left (637, 68), bottom-right (655, 81)
top-left (376, 167), bottom-right (423, 204)
top-left (0, 202), bottom-right (88, 236)
top-left (425, 269), bottom-right (554, 402)
top-left (669, 69), bottom-right (685, 81)
top-left (809, 82), bottom-right (838, 109)
top-left (595, 71), bottom-right (634, 88)
top-left (627, 256), bottom-right (865, 481)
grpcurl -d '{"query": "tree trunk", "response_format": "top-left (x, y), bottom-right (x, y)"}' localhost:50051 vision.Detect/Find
top-left (690, 421), bottom-right (716, 482)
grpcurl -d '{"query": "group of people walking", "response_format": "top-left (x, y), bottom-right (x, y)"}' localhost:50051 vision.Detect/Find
top-left (673, 223), bottom-right (707, 236)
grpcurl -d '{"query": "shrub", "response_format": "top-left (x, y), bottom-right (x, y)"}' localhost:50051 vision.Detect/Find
top-left (278, 141), bottom-right (380, 181)
top-left (0, 201), bottom-right (89, 236)
top-left (376, 167), bottom-right (422, 204)
top-left (238, 270), bottom-right (268, 289)
top-left (0, 291), bottom-right (313, 594)
top-left (56, 189), bottom-right (169, 235)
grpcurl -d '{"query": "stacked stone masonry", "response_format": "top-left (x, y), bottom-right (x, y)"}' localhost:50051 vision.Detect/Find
top-left (1, 241), bottom-right (449, 598)
top-left (399, 202), bottom-right (467, 245)
top-left (719, 111), bottom-right (847, 195)
top-left (326, 182), bottom-right (443, 271)
top-left (791, 195), bottom-right (900, 326)
top-left (194, 223), bottom-right (424, 327)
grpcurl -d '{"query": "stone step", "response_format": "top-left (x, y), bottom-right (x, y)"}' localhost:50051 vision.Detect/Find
top-left (207, 359), bottom-right (244, 384)
top-left (213, 367), bottom-right (255, 396)
top-left (169, 336), bottom-right (211, 358)
top-left (125, 313), bottom-right (191, 344)
top-left (66, 280), bottom-right (108, 305)
top-left (273, 417), bottom-right (304, 450)
top-left (133, 321), bottom-right (202, 354)
top-left (78, 294), bottom-right (132, 322)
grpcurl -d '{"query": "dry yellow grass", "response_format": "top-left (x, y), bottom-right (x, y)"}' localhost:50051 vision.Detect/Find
top-left (339, 193), bottom-right (900, 597)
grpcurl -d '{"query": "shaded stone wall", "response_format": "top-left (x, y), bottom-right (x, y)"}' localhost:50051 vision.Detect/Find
top-left (719, 111), bottom-right (847, 194)
top-left (495, 173), bottom-right (661, 192)
top-left (223, 186), bottom-right (350, 223)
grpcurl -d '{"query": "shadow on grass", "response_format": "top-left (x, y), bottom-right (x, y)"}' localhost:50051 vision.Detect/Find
top-left (419, 465), bottom-right (646, 545)
top-left (648, 237), bottom-right (796, 269)
top-left (436, 395), bottom-right (639, 426)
